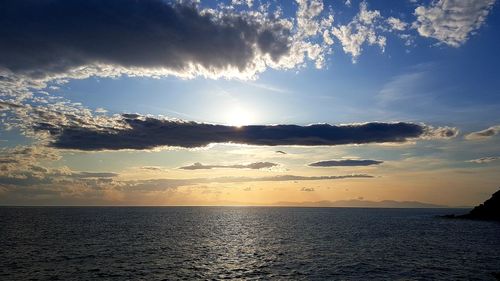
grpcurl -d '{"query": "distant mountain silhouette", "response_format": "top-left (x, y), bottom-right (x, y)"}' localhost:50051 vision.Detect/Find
top-left (443, 189), bottom-right (500, 221)
top-left (274, 199), bottom-right (446, 208)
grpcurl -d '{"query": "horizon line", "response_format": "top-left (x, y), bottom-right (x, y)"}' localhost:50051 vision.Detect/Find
top-left (0, 205), bottom-right (472, 208)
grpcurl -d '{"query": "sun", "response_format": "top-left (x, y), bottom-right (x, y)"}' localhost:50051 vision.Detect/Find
top-left (224, 106), bottom-right (255, 127)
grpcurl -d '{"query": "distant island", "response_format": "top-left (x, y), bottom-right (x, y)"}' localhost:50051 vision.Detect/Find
top-left (443, 189), bottom-right (500, 221)
top-left (274, 199), bottom-right (447, 208)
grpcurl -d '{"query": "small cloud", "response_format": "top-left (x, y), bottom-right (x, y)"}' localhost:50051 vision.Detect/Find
top-left (231, 0), bottom-right (253, 8)
top-left (309, 159), bottom-right (383, 167)
top-left (275, 150), bottom-right (287, 154)
top-left (300, 187), bottom-right (315, 192)
top-left (95, 108), bottom-right (108, 114)
top-left (386, 17), bottom-right (407, 31)
top-left (243, 187), bottom-right (252, 191)
top-left (179, 162), bottom-right (278, 170)
top-left (465, 125), bottom-right (500, 141)
top-left (201, 189), bottom-right (223, 195)
top-left (140, 166), bottom-right (165, 171)
top-left (467, 157), bottom-right (500, 164)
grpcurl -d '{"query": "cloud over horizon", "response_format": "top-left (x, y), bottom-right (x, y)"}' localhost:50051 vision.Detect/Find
top-left (0, 157), bottom-right (373, 203)
top-left (0, 143), bottom-right (374, 204)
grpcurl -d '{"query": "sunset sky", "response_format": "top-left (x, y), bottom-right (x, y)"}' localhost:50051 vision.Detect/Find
top-left (1, 0), bottom-right (499, 206)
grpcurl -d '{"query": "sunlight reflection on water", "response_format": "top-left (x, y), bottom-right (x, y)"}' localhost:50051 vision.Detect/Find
top-left (1, 207), bottom-right (500, 280)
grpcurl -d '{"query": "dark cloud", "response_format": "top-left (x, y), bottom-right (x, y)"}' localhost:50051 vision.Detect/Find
top-left (42, 114), bottom-right (456, 151)
top-left (275, 150), bottom-right (287, 154)
top-left (309, 159), bottom-right (383, 167)
top-left (179, 162), bottom-right (278, 170)
top-left (0, 0), bottom-right (291, 79)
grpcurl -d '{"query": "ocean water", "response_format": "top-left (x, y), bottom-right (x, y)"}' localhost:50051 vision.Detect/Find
top-left (1, 207), bottom-right (499, 280)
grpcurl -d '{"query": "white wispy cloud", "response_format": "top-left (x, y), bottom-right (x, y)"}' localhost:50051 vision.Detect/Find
top-left (386, 17), bottom-right (408, 31)
top-left (231, 0), bottom-right (253, 8)
top-left (332, 2), bottom-right (387, 62)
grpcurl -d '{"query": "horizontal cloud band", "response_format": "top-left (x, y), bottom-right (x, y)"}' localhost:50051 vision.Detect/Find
top-left (120, 174), bottom-right (374, 192)
top-left (179, 162), bottom-right (278, 170)
top-left (43, 114), bottom-right (457, 151)
top-left (309, 159), bottom-right (383, 167)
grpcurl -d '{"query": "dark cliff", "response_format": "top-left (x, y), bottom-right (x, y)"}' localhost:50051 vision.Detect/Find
top-left (451, 190), bottom-right (500, 221)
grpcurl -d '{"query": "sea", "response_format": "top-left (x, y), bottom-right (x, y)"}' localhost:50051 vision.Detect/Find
top-left (1, 207), bottom-right (499, 280)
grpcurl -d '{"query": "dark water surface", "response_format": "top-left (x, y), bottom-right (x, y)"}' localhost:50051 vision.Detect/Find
top-left (1, 207), bottom-right (499, 280)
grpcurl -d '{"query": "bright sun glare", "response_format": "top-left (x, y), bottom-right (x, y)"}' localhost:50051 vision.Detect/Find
top-left (224, 106), bottom-right (255, 127)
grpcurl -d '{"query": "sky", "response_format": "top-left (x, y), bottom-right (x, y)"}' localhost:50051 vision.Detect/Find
top-left (0, 0), bottom-right (499, 206)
